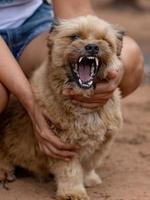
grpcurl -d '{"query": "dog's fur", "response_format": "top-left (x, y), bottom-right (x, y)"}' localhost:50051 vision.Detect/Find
top-left (0, 16), bottom-right (123, 200)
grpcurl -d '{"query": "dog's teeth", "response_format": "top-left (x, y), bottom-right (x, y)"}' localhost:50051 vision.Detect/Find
top-left (88, 80), bottom-right (93, 86)
top-left (79, 57), bottom-right (83, 63)
top-left (75, 64), bottom-right (78, 70)
top-left (73, 64), bottom-right (78, 73)
top-left (92, 63), bottom-right (95, 69)
top-left (95, 58), bottom-right (99, 67)
top-left (79, 79), bottom-right (82, 85)
top-left (91, 66), bottom-right (95, 76)
top-left (88, 56), bottom-right (94, 60)
top-left (83, 84), bottom-right (88, 87)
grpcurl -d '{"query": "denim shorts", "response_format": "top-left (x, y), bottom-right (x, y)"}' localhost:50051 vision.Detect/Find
top-left (0, 2), bottom-right (54, 60)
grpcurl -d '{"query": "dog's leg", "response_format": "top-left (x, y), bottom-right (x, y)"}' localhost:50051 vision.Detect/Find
top-left (0, 152), bottom-right (15, 189)
top-left (84, 169), bottom-right (102, 188)
top-left (51, 158), bottom-right (89, 200)
top-left (83, 130), bottom-right (117, 188)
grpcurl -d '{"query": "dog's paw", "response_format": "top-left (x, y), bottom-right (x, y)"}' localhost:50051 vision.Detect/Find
top-left (0, 169), bottom-right (16, 190)
top-left (0, 169), bottom-right (16, 182)
top-left (57, 193), bottom-right (89, 200)
top-left (57, 186), bottom-right (89, 200)
top-left (84, 170), bottom-right (102, 188)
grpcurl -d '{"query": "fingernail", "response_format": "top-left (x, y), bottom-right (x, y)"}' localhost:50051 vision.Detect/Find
top-left (62, 91), bottom-right (69, 95)
top-left (72, 100), bottom-right (77, 104)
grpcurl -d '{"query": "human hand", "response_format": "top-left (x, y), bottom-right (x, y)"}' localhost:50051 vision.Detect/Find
top-left (27, 102), bottom-right (78, 161)
top-left (63, 68), bottom-right (123, 108)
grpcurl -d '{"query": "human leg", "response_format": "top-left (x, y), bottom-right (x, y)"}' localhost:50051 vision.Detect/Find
top-left (17, 2), bottom-right (53, 76)
top-left (120, 36), bottom-right (144, 97)
top-left (19, 32), bottom-right (49, 76)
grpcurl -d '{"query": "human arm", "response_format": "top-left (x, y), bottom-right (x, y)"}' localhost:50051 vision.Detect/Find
top-left (0, 36), bottom-right (77, 160)
top-left (52, 0), bottom-right (95, 19)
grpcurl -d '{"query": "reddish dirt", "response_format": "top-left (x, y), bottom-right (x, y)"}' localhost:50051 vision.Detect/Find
top-left (0, 1), bottom-right (150, 200)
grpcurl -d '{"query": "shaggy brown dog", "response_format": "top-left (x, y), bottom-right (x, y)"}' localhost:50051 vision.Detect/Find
top-left (0, 16), bottom-right (123, 200)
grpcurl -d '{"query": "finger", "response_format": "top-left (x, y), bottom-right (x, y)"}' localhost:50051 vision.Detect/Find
top-left (94, 82), bottom-right (116, 94)
top-left (40, 130), bottom-right (79, 151)
top-left (63, 82), bottom-right (116, 97)
top-left (72, 100), bottom-right (105, 108)
top-left (45, 143), bottom-right (77, 158)
top-left (72, 93), bottom-right (113, 103)
top-left (39, 144), bottom-right (71, 161)
top-left (40, 142), bottom-right (77, 159)
top-left (64, 84), bottom-right (115, 100)
top-left (106, 69), bottom-right (118, 80)
top-left (62, 89), bottom-right (75, 96)
top-left (49, 135), bottom-right (79, 151)
top-left (39, 144), bottom-right (60, 159)
top-left (63, 88), bottom-right (85, 97)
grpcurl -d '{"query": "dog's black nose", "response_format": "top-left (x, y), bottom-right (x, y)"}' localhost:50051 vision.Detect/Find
top-left (85, 44), bottom-right (99, 54)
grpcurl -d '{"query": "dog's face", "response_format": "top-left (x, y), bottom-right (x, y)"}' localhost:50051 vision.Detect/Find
top-left (48, 16), bottom-right (124, 95)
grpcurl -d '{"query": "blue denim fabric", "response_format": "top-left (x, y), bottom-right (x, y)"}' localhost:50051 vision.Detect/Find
top-left (0, 3), bottom-right (54, 60)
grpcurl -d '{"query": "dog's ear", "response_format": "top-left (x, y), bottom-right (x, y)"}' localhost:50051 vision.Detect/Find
top-left (47, 18), bottom-right (60, 54)
top-left (49, 18), bottom-right (60, 34)
top-left (113, 26), bottom-right (126, 56)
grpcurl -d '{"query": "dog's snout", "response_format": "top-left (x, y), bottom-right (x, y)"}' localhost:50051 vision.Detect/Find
top-left (85, 44), bottom-right (99, 54)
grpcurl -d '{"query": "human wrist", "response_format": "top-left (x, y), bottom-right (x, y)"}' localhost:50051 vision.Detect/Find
top-left (59, 8), bottom-right (95, 19)
top-left (17, 87), bottom-right (36, 114)
top-left (52, 0), bottom-right (95, 19)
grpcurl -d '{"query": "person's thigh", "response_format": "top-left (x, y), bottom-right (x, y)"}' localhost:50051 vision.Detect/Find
top-left (120, 36), bottom-right (144, 96)
top-left (19, 31), bottom-right (49, 77)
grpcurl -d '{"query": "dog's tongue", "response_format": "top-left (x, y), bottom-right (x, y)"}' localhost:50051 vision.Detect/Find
top-left (78, 64), bottom-right (91, 82)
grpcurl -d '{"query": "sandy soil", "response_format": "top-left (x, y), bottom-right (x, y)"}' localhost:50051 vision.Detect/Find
top-left (0, 1), bottom-right (150, 200)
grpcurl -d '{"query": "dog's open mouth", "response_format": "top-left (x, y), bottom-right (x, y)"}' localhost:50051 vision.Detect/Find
top-left (71, 56), bottom-right (99, 89)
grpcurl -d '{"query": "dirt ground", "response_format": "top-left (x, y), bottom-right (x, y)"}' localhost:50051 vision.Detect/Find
top-left (0, 1), bottom-right (150, 200)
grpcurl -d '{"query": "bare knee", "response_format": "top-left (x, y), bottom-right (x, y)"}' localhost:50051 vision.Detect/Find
top-left (120, 36), bottom-right (144, 97)
top-left (0, 83), bottom-right (9, 113)
top-left (19, 32), bottom-right (49, 77)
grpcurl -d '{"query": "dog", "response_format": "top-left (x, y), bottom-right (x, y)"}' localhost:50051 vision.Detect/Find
top-left (0, 16), bottom-right (123, 200)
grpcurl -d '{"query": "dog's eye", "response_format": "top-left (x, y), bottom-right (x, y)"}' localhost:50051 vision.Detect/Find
top-left (70, 34), bottom-right (80, 41)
